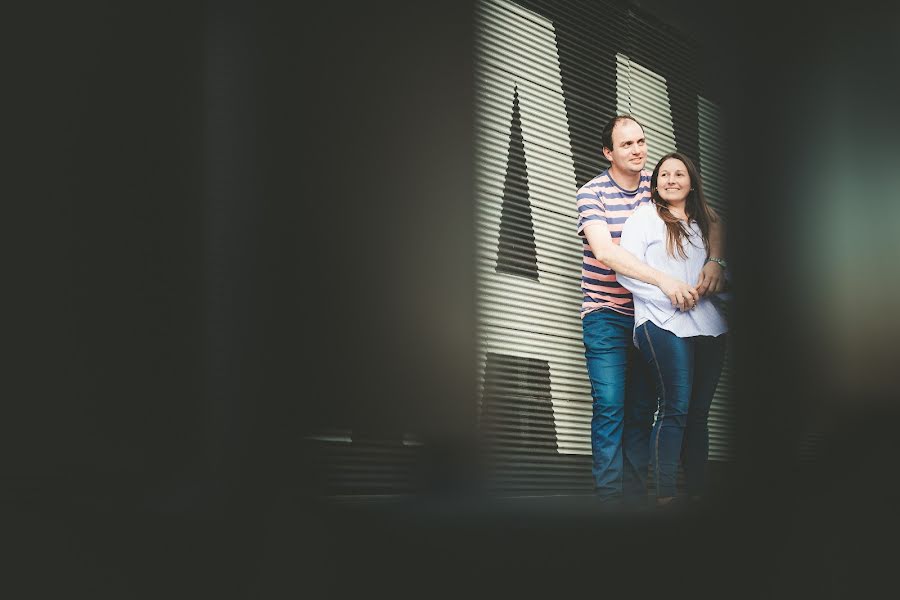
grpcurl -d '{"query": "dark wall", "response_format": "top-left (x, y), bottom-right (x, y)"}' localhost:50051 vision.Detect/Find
top-left (8, 0), bottom-right (476, 596)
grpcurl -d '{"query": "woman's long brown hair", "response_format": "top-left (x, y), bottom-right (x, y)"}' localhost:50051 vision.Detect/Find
top-left (649, 152), bottom-right (719, 259)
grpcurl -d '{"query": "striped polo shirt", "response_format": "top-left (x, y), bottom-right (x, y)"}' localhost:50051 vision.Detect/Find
top-left (576, 168), bottom-right (652, 318)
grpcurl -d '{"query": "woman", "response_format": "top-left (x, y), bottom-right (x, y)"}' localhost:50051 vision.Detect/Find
top-left (615, 152), bottom-right (728, 507)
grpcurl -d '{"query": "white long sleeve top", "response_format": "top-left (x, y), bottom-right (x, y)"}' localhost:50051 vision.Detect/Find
top-left (616, 204), bottom-right (728, 344)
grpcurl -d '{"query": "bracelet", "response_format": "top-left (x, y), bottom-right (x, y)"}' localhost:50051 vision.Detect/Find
top-left (706, 257), bottom-right (727, 269)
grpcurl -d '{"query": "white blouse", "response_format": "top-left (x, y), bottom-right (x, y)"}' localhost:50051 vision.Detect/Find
top-left (616, 204), bottom-right (728, 343)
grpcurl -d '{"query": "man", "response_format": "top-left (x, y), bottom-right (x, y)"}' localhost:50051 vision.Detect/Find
top-left (576, 115), bottom-right (725, 503)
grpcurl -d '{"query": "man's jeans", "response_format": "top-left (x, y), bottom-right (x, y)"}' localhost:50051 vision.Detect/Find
top-left (582, 309), bottom-right (656, 502)
top-left (635, 321), bottom-right (727, 498)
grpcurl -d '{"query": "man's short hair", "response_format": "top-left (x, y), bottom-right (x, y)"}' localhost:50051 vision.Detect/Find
top-left (601, 114), bottom-right (644, 152)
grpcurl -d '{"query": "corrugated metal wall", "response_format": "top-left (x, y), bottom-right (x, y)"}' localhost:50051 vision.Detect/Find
top-left (304, 0), bottom-right (734, 498)
top-left (475, 0), bottom-right (735, 493)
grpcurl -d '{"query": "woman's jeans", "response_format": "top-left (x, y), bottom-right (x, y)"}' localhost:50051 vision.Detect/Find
top-left (635, 321), bottom-right (727, 498)
top-left (582, 309), bottom-right (657, 502)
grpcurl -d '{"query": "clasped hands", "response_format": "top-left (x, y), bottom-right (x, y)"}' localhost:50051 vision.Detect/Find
top-left (659, 261), bottom-right (726, 312)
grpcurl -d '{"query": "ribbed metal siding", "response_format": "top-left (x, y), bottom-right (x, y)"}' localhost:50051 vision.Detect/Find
top-left (303, 429), bottom-right (425, 498)
top-left (475, 0), bottom-right (734, 494)
top-left (697, 96), bottom-right (736, 461)
top-left (476, 0), bottom-right (591, 492)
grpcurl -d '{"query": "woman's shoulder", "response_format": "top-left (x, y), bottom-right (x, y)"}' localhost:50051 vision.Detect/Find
top-left (629, 203), bottom-right (659, 224)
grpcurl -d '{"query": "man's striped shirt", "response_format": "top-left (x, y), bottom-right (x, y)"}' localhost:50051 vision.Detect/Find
top-left (576, 168), bottom-right (652, 318)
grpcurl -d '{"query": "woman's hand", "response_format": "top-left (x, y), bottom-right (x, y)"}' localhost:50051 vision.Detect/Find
top-left (696, 261), bottom-right (725, 296)
top-left (657, 274), bottom-right (699, 311)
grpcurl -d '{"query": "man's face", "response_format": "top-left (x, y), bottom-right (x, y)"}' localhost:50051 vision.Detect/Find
top-left (603, 119), bottom-right (646, 175)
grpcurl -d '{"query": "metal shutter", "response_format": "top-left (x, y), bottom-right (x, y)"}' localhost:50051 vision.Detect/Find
top-left (697, 95), bottom-right (736, 462)
top-left (476, 0), bottom-right (735, 494)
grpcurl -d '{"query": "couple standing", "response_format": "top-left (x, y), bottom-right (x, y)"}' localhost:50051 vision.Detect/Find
top-left (577, 115), bottom-right (728, 507)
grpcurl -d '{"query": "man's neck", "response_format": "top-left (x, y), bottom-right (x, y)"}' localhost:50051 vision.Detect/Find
top-left (608, 165), bottom-right (641, 191)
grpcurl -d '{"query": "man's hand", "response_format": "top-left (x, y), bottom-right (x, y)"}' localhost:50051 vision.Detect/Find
top-left (657, 275), bottom-right (699, 311)
top-left (696, 261), bottom-right (725, 296)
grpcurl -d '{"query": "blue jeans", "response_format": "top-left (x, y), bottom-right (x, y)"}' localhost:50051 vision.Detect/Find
top-left (582, 309), bottom-right (657, 502)
top-left (635, 321), bottom-right (727, 498)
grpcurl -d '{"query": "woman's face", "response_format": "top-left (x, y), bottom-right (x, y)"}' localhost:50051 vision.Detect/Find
top-left (656, 158), bottom-right (691, 204)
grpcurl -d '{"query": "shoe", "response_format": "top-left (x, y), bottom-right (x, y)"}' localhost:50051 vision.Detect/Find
top-left (654, 496), bottom-right (688, 511)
